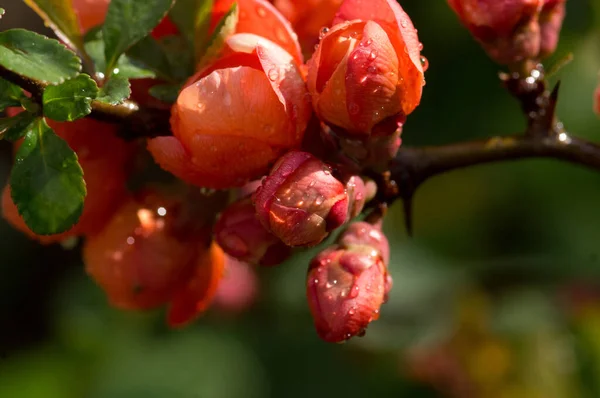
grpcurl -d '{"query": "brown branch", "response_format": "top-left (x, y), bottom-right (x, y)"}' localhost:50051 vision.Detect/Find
top-left (388, 132), bottom-right (600, 200)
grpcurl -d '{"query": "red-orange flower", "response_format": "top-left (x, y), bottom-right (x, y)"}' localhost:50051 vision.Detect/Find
top-left (307, 0), bottom-right (424, 136)
top-left (148, 34), bottom-right (311, 189)
top-left (2, 114), bottom-right (133, 244)
top-left (83, 192), bottom-right (205, 310)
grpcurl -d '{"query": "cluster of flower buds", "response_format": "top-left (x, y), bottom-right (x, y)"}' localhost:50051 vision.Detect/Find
top-left (306, 221), bottom-right (392, 342)
top-left (9, 0), bottom-right (572, 343)
top-left (447, 0), bottom-right (566, 68)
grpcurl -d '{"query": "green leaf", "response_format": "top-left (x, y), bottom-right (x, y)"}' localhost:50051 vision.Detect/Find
top-left (85, 38), bottom-right (157, 80)
top-left (149, 83), bottom-right (181, 104)
top-left (10, 118), bottom-right (85, 235)
top-left (0, 77), bottom-right (26, 111)
top-left (23, 0), bottom-right (86, 57)
top-left (158, 35), bottom-right (194, 80)
top-left (196, 3), bottom-right (238, 69)
top-left (126, 36), bottom-right (173, 81)
top-left (42, 74), bottom-right (99, 121)
top-left (97, 76), bottom-right (131, 105)
top-left (103, 0), bottom-right (175, 75)
top-left (0, 29), bottom-right (81, 84)
top-left (0, 8), bottom-right (4, 19)
top-left (169, 0), bottom-right (213, 51)
top-left (0, 111), bottom-right (36, 142)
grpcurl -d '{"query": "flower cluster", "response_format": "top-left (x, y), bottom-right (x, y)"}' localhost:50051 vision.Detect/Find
top-left (1, 0), bottom-right (569, 342)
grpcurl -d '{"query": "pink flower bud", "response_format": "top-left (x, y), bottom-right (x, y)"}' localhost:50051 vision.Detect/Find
top-left (213, 256), bottom-right (258, 313)
top-left (254, 151), bottom-right (349, 247)
top-left (539, 0), bottom-right (566, 58)
top-left (306, 222), bottom-right (390, 342)
top-left (447, 0), bottom-right (565, 65)
top-left (214, 197), bottom-right (291, 266)
top-left (306, 0), bottom-right (425, 136)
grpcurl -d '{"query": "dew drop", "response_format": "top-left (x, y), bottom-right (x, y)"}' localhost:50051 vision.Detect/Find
top-left (349, 284), bottom-right (360, 299)
top-left (267, 68), bottom-right (279, 81)
top-left (348, 308), bottom-right (356, 316)
top-left (401, 19), bottom-right (408, 28)
top-left (420, 56), bottom-right (429, 72)
top-left (348, 102), bottom-right (360, 115)
top-left (256, 6), bottom-right (267, 17)
top-left (319, 27), bottom-right (330, 39)
top-left (367, 65), bottom-right (377, 74)
top-left (418, 42), bottom-right (424, 51)
top-left (314, 195), bottom-right (324, 206)
top-left (365, 38), bottom-right (373, 46)
top-left (368, 50), bottom-right (378, 60)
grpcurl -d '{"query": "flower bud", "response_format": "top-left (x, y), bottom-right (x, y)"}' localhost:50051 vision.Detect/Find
top-left (254, 151), bottom-right (349, 247)
top-left (306, 222), bottom-right (390, 343)
top-left (83, 192), bottom-right (206, 310)
top-left (213, 256), bottom-right (258, 313)
top-left (447, 0), bottom-right (565, 65)
top-left (307, 0), bottom-right (424, 136)
top-left (148, 34), bottom-right (311, 189)
top-left (214, 197), bottom-right (291, 266)
top-left (539, 1), bottom-right (566, 58)
top-left (167, 241), bottom-right (225, 327)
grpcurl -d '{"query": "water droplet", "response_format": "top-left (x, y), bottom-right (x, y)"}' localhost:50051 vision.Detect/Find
top-left (319, 27), bottom-right (330, 39)
top-left (313, 278), bottom-right (319, 285)
top-left (418, 42), bottom-right (424, 51)
top-left (315, 195), bottom-right (324, 206)
top-left (367, 65), bottom-right (377, 74)
top-left (348, 102), bottom-right (360, 115)
top-left (308, 180), bottom-right (316, 188)
top-left (322, 166), bottom-right (331, 175)
top-left (401, 19), bottom-right (408, 28)
top-left (420, 56), bottom-right (429, 72)
top-left (267, 68), bottom-right (279, 81)
top-left (349, 285), bottom-right (360, 299)
top-left (368, 50), bottom-right (378, 60)
top-left (126, 236), bottom-right (135, 245)
top-left (348, 308), bottom-right (356, 315)
top-left (365, 38), bottom-right (373, 46)
top-left (422, 79), bottom-right (426, 86)
top-left (196, 103), bottom-right (205, 111)
top-left (256, 6), bottom-right (267, 17)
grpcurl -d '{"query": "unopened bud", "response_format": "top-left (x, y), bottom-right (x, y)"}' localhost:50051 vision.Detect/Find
top-left (215, 197), bottom-right (291, 266)
top-left (447, 0), bottom-right (566, 66)
top-left (306, 221), bottom-right (390, 342)
top-left (254, 151), bottom-right (349, 247)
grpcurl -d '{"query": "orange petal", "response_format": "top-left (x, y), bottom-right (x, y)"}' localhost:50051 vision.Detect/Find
top-left (167, 242), bottom-right (225, 327)
top-left (345, 21), bottom-right (401, 132)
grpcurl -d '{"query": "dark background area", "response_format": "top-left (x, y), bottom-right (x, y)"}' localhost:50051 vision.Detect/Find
top-left (1, 1), bottom-right (600, 397)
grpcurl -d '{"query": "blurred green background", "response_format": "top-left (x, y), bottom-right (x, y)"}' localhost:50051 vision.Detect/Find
top-left (1, 1), bottom-right (600, 397)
